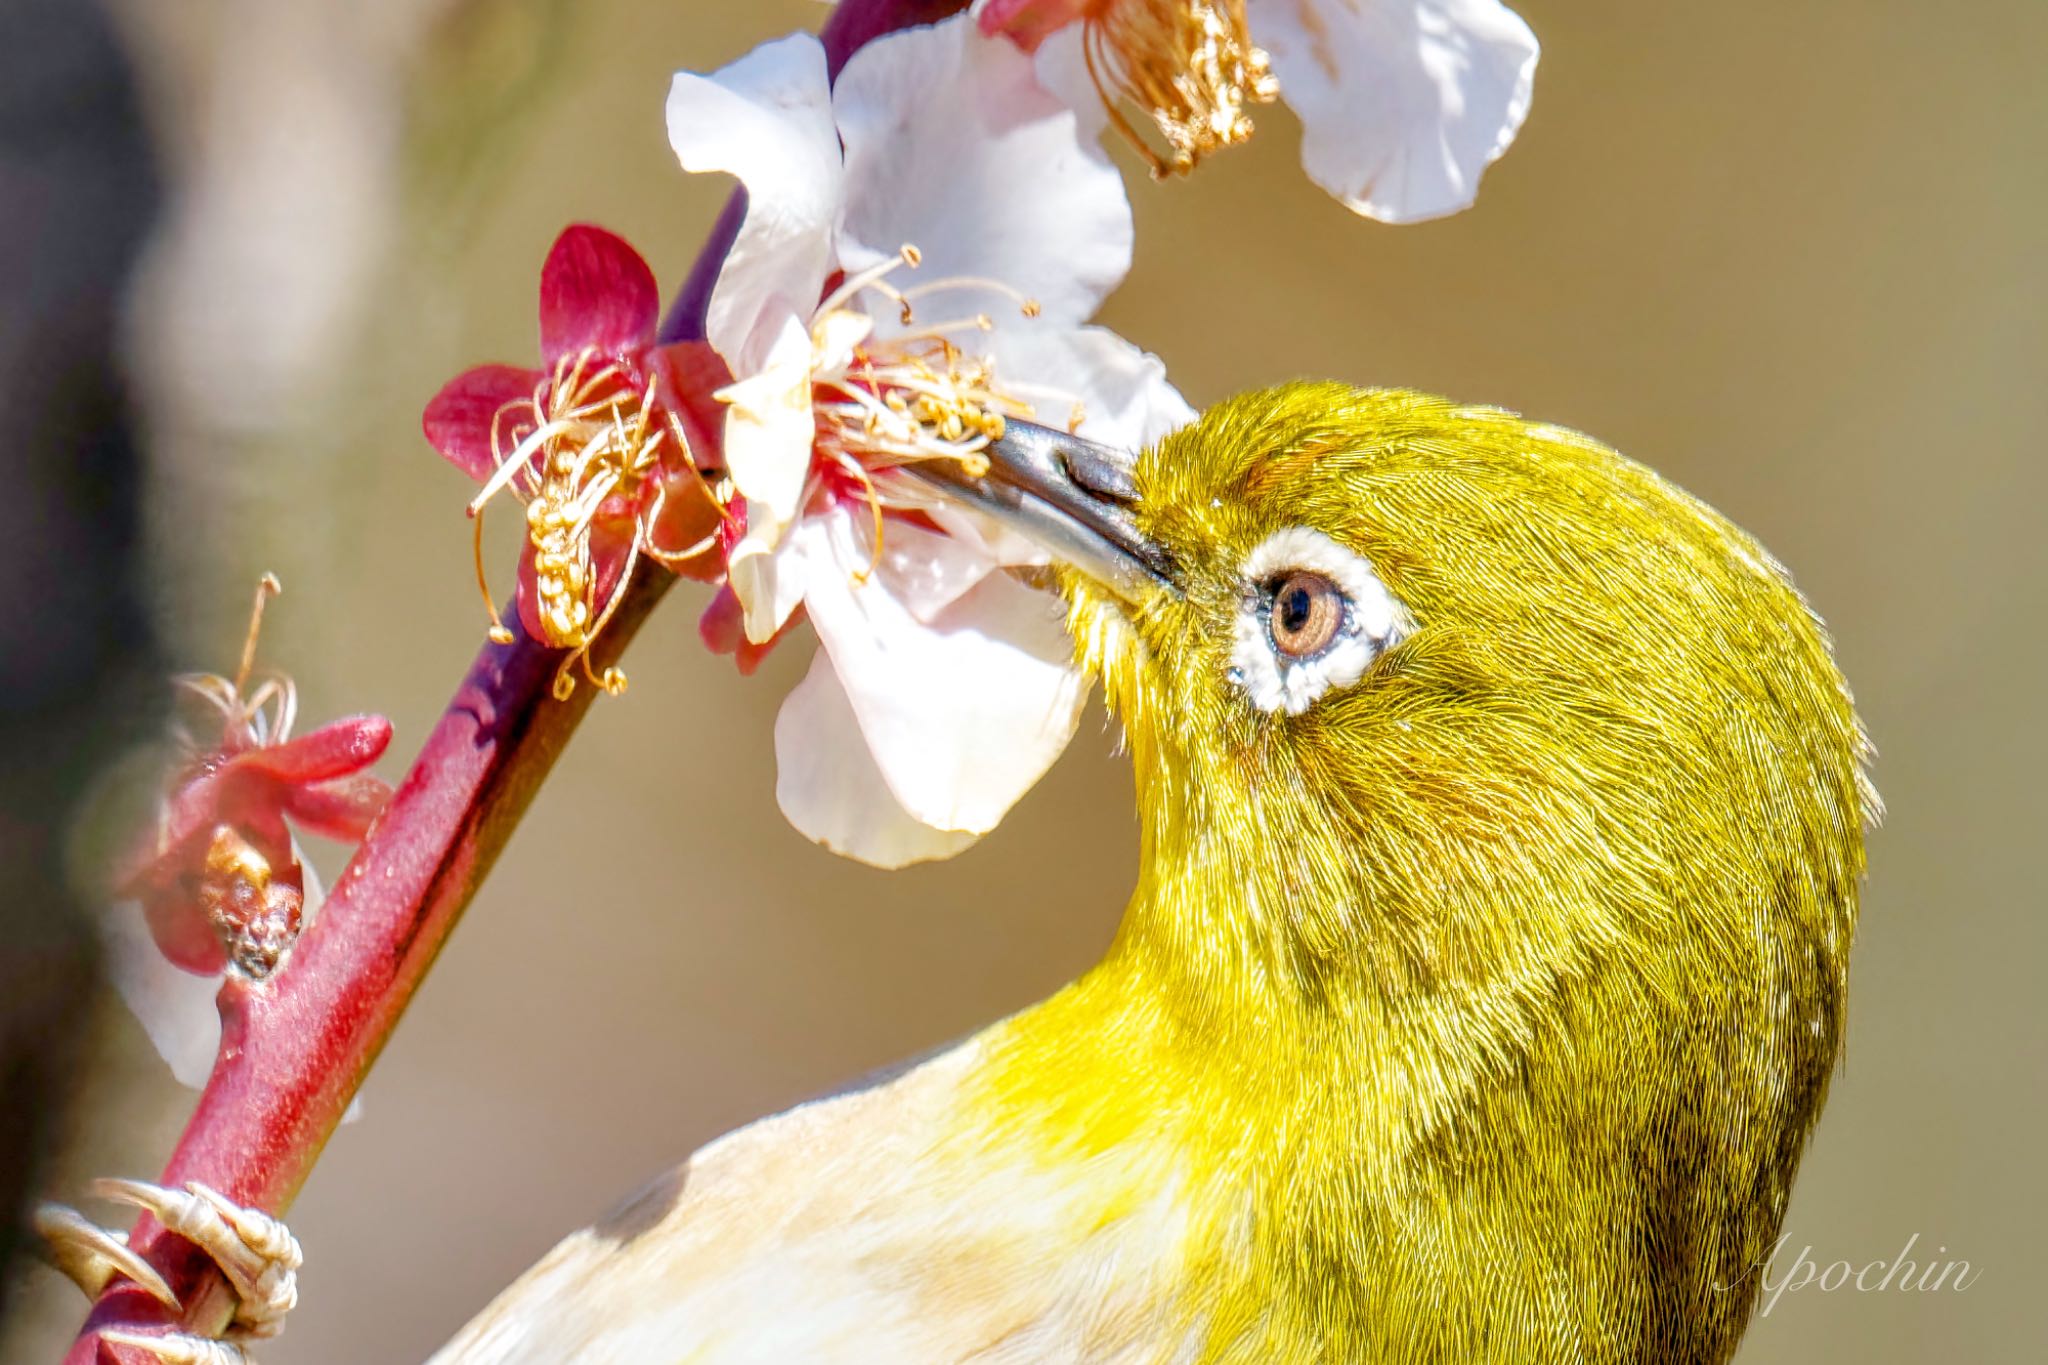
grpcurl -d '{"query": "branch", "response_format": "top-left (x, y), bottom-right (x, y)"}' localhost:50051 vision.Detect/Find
top-left (66, 2), bottom-right (969, 1359)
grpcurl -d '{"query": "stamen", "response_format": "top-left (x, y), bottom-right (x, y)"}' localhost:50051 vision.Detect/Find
top-left (816, 246), bottom-right (924, 321)
top-left (170, 576), bottom-right (301, 754)
top-left (234, 575), bottom-right (281, 694)
top-left (472, 510), bottom-right (516, 645)
top-left (895, 276), bottom-right (1040, 312)
top-left (1083, 0), bottom-right (1278, 177)
top-left (461, 347), bottom-right (696, 695)
top-left (830, 450), bottom-right (888, 583)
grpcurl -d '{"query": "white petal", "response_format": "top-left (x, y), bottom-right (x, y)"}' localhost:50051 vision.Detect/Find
top-left (800, 504), bottom-right (1087, 837)
top-left (872, 513), bottom-right (1002, 625)
top-left (833, 14), bottom-right (1131, 329)
top-left (730, 499), bottom-right (841, 645)
top-left (774, 646), bottom-right (981, 868)
top-left (1250, 0), bottom-right (1539, 223)
top-left (100, 898), bottom-right (222, 1090)
top-left (667, 34), bottom-right (843, 371)
top-left (982, 322), bottom-right (1196, 451)
top-left (727, 523), bottom-right (810, 645)
top-left (873, 468), bottom-right (1056, 574)
top-left (1028, 22), bottom-right (1113, 142)
top-left (718, 313), bottom-right (820, 643)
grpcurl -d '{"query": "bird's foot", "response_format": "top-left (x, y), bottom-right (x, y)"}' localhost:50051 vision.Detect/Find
top-left (34, 1178), bottom-right (300, 1361)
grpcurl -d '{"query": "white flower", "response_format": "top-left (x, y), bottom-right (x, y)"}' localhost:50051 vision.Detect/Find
top-left (667, 14), bottom-right (1192, 868)
top-left (979, 0), bottom-right (1539, 224)
top-left (1249, 0), bottom-right (1539, 223)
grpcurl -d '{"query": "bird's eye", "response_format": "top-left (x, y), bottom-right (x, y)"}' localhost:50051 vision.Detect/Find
top-left (1230, 528), bottom-right (1409, 716)
top-left (1268, 571), bottom-right (1344, 659)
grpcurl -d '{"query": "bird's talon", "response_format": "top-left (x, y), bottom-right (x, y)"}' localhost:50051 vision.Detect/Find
top-left (31, 1201), bottom-right (181, 1308)
top-left (90, 1178), bottom-right (300, 1339)
top-left (98, 1327), bottom-right (253, 1365)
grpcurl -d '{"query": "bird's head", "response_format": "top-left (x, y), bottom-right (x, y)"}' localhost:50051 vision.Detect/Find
top-left (944, 379), bottom-right (1875, 1126)
top-left (954, 384), bottom-right (1873, 1022)
top-left (925, 383), bottom-right (1876, 1346)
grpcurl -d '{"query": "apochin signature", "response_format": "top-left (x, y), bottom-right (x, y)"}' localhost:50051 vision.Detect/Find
top-left (1721, 1233), bottom-right (1981, 1317)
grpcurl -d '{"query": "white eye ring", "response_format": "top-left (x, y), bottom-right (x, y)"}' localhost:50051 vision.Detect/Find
top-left (1229, 527), bottom-right (1408, 715)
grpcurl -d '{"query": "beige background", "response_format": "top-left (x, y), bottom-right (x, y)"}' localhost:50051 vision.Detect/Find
top-left (8, 0), bottom-right (2044, 1360)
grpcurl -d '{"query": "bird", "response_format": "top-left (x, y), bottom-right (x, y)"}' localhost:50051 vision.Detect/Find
top-left (424, 383), bottom-right (1876, 1363)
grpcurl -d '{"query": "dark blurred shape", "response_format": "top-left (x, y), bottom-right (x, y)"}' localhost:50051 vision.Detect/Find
top-left (0, 0), bottom-right (160, 1323)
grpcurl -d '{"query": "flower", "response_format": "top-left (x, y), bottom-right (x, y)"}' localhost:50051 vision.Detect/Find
top-left (100, 578), bottom-right (391, 1096)
top-left (667, 15), bottom-right (1191, 866)
top-left (111, 577), bottom-right (394, 980)
top-left (978, 0), bottom-right (1541, 223)
top-left (423, 225), bottom-right (731, 699)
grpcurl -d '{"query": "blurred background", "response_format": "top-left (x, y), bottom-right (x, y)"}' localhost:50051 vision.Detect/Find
top-left (3, 0), bottom-right (2042, 1360)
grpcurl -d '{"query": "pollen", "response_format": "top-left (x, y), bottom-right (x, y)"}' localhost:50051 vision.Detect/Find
top-left (808, 244), bottom-right (1040, 474)
top-left (471, 349), bottom-right (701, 699)
top-left (1083, 0), bottom-right (1279, 177)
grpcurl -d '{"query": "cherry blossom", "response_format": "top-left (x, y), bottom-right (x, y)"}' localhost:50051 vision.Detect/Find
top-left (103, 578), bottom-right (390, 1094)
top-left (424, 225), bottom-right (729, 699)
top-left (979, 0), bottom-right (1540, 223)
top-left (667, 14), bottom-right (1190, 866)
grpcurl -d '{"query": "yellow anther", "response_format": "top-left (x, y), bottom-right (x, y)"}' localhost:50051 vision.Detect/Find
top-left (466, 353), bottom-right (697, 700)
top-left (1081, 0), bottom-right (1276, 178)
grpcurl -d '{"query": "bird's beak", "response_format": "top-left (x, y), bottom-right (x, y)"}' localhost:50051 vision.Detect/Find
top-left (904, 420), bottom-right (1177, 601)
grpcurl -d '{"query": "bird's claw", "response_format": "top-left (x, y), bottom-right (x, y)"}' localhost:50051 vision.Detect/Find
top-left (31, 1201), bottom-right (179, 1308)
top-left (33, 1177), bottom-right (299, 1358)
top-left (93, 1178), bottom-right (301, 1339)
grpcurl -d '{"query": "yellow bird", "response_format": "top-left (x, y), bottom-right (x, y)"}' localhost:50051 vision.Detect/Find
top-left (433, 384), bottom-right (1875, 1363)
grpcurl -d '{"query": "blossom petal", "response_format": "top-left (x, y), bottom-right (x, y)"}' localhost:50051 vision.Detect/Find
top-left (422, 364), bottom-right (540, 482)
top-left (667, 34), bottom-right (842, 373)
top-left (775, 647), bottom-right (982, 868)
top-left (1249, 0), bottom-right (1539, 223)
top-left (140, 885), bottom-right (229, 976)
top-left (872, 512), bottom-right (1001, 625)
top-left (238, 714), bottom-right (392, 784)
top-left (700, 583), bottom-right (802, 676)
top-left (103, 897), bottom-right (224, 1086)
top-left (720, 311), bottom-right (823, 641)
top-left (728, 497), bottom-right (816, 646)
top-left (800, 505), bottom-right (1088, 838)
top-left (538, 225), bottom-right (662, 364)
top-left (834, 15), bottom-right (1130, 330)
top-left (719, 312), bottom-right (817, 531)
top-left (648, 466), bottom-right (726, 581)
top-left (284, 774), bottom-right (395, 843)
top-left (983, 322), bottom-right (1196, 452)
top-left (643, 340), bottom-right (734, 456)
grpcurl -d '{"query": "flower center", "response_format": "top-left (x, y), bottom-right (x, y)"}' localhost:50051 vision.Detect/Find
top-left (1084, 0), bottom-right (1278, 176)
top-left (795, 245), bottom-right (1077, 572)
top-left (809, 245), bottom-right (1058, 475)
top-left (471, 349), bottom-right (700, 698)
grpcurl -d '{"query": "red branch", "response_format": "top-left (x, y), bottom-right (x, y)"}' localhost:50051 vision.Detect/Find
top-left (66, 2), bottom-right (970, 1360)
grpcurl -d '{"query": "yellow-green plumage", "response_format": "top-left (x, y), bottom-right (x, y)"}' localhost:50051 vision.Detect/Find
top-left (965, 386), bottom-right (1875, 1361)
top-left (438, 385), bottom-right (1874, 1365)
